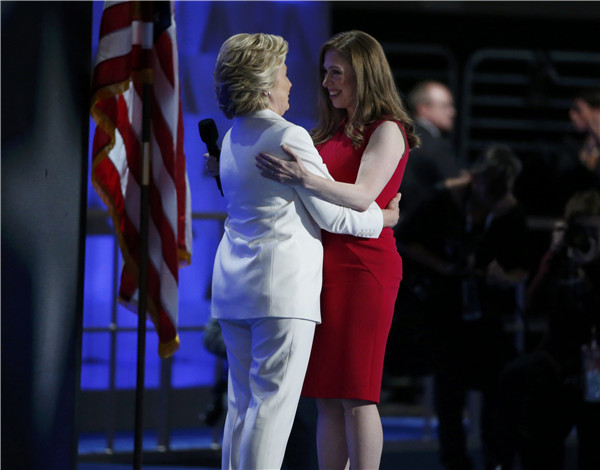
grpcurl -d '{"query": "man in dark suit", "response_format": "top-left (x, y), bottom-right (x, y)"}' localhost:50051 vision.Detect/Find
top-left (399, 81), bottom-right (462, 220)
top-left (386, 81), bottom-right (464, 411)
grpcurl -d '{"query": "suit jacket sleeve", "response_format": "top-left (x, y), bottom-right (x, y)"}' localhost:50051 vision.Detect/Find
top-left (281, 126), bottom-right (383, 238)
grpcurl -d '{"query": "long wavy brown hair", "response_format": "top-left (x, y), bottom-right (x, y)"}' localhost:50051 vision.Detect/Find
top-left (311, 30), bottom-right (420, 149)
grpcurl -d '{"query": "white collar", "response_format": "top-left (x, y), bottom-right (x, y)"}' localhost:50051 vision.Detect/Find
top-left (247, 108), bottom-right (283, 120)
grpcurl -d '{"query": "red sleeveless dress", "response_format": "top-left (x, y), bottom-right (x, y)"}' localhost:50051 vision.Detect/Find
top-left (302, 119), bottom-right (409, 403)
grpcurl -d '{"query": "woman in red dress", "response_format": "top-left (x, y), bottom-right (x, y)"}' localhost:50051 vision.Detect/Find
top-left (257, 30), bottom-right (420, 469)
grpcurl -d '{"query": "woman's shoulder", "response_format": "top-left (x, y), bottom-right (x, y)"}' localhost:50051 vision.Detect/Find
top-left (364, 118), bottom-right (407, 149)
top-left (366, 117), bottom-right (405, 136)
top-left (249, 110), bottom-right (312, 142)
top-left (255, 110), bottom-right (309, 134)
top-left (280, 120), bottom-right (314, 143)
top-left (370, 115), bottom-right (405, 127)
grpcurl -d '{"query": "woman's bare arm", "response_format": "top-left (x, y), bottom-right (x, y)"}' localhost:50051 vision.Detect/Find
top-left (256, 121), bottom-right (405, 211)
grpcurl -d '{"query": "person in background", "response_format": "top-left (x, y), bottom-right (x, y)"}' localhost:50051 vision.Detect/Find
top-left (209, 33), bottom-right (400, 470)
top-left (497, 189), bottom-right (600, 470)
top-left (386, 81), bottom-right (463, 387)
top-left (399, 80), bottom-right (463, 220)
top-left (555, 88), bottom-right (600, 214)
top-left (395, 144), bottom-right (528, 470)
top-left (256, 30), bottom-right (418, 470)
top-left (570, 88), bottom-right (600, 175)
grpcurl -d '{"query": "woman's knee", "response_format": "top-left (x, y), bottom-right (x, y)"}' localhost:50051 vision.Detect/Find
top-left (341, 399), bottom-right (376, 416)
top-left (316, 398), bottom-right (344, 415)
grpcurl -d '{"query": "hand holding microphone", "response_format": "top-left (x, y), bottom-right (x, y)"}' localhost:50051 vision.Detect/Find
top-left (204, 153), bottom-right (220, 177)
top-left (198, 118), bottom-right (224, 196)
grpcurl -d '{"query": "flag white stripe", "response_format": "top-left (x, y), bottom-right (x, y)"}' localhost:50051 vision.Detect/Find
top-left (148, 219), bottom-right (178, 316)
top-left (151, 135), bottom-right (178, 233)
top-left (127, 85), bottom-right (143, 143)
top-left (110, 128), bottom-right (131, 197)
top-left (153, 53), bottom-right (178, 139)
top-left (95, 21), bottom-right (153, 67)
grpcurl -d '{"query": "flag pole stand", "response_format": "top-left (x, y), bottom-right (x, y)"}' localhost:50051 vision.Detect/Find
top-left (133, 82), bottom-right (152, 470)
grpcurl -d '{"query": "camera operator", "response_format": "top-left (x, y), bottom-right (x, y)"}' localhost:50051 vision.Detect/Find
top-left (497, 189), bottom-right (600, 470)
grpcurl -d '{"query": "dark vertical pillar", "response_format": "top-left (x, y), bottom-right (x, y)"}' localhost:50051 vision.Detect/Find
top-left (1, 2), bottom-right (92, 469)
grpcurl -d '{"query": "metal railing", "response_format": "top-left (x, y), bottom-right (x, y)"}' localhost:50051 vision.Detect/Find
top-left (81, 210), bottom-right (226, 454)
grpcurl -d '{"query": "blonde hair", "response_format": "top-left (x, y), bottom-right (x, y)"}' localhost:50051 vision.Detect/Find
top-left (214, 33), bottom-right (288, 119)
top-left (311, 30), bottom-right (419, 149)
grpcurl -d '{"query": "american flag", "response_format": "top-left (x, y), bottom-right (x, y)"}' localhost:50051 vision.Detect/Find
top-left (90, 0), bottom-right (192, 358)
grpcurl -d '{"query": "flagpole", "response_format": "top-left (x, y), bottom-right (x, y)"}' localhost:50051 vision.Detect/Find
top-left (133, 81), bottom-right (152, 470)
top-left (92, 3), bottom-right (190, 467)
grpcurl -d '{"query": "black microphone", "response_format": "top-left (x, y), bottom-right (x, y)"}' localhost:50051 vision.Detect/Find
top-left (198, 118), bottom-right (224, 196)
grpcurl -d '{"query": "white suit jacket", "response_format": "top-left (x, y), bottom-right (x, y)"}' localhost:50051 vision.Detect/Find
top-left (211, 109), bottom-right (383, 323)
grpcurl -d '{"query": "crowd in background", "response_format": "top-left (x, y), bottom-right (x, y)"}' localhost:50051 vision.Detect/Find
top-left (387, 83), bottom-right (600, 470)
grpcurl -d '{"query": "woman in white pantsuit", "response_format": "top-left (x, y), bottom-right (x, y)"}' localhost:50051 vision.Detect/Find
top-left (210, 33), bottom-right (400, 470)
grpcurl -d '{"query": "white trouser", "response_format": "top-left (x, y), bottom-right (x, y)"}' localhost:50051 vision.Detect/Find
top-left (218, 317), bottom-right (316, 470)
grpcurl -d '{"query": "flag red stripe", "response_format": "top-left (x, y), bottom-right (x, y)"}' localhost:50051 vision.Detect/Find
top-left (92, 158), bottom-right (126, 231)
top-left (175, 101), bottom-right (188, 255)
top-left (149, 185), bottom-right (179, 279)
top-left (93, 47), bottom-right (153, 92)
top-left (154, 32), bottom-right (175, 87)
top-left (93, 95), bottom-right (119, 128)
top-left (158, 309), bottom-right (177, 342)
top-left (151, 99), bottom-right (176, 178)
top-left (92, 121), bottom-right (113, 161)
top-left (93, 54), bottom-right (131, 89)
top-left (99, 2), bottom-right (132, 37)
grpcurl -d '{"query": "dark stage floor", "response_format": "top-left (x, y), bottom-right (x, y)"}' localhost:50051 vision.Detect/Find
top-left (77, 416), bottom-right (482, 470)
top-left (78, 414), bottom-right (577, 469)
